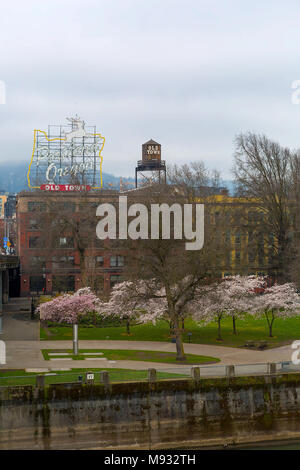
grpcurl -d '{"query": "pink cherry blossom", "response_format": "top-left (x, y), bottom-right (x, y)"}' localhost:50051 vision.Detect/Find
top-left (37, 287), bottom-right (100, 324)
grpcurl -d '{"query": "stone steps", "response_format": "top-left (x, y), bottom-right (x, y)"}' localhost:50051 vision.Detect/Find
top-left (3, 298), bottom-right (31, 312)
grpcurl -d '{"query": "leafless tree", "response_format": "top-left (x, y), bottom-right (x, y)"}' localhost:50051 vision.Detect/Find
top-left (168, 161), bottom-right (222, 201)
top-left (28, 187), bottom-right (107, 294)
top-left (122, 164), bottom-right (228, 361)
top-left (233, 132), bottom-right (296, 279)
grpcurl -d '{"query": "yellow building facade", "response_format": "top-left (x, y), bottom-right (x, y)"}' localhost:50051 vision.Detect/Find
top-left (0, 195), bottom-right (7, 218)
top-left (205, 194), bottom-right (277, 278)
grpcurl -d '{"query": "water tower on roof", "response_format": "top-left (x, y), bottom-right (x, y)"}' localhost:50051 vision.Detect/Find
top-left (135, 139), bottom-right (167, 188)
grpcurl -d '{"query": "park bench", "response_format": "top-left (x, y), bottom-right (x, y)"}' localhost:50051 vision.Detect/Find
top-left (244, 340), bottom-right (268, 350)
top-left (256, 341), bottom-right (268, 350)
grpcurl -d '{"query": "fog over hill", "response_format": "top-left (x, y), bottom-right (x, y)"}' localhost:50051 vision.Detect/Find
top-left (0, 161), bottom-right (234, 194)
top-left (0, 162), bottom-right (135, 193)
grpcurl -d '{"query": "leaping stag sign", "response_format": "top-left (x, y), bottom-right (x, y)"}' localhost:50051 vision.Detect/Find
top-left (27, 116), bottom-right (105, 190)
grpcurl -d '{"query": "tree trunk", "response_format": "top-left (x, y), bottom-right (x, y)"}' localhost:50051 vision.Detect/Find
top-left (181, 318), bottom-right (185, 330)
top-left (265, 310), bottom-right (275, 337)
top-left (174, 318), bottom-right (186, 361)
top-left (269, 314), bottom-right (275, 338)
top-left (265, 310), bottom-right (274, 338)
top-left (165, 286), bottom-right (186, 361)
top-left (268, 323), bottom-right (273, 337)
top-left (232, 315), bottom-right (237, 335)
top-left (78, 248), bottom-right (87, 288)
top-left (217, 315), bottom-right (222, 341)
top-left (126, 319), bottom-right (130, 335)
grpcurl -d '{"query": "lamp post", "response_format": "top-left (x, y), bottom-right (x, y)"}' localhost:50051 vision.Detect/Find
top-left (31, 296), bottom-right (35, 320)
top-left (42, 267), bottom-right (46, 295)
top-left (73, 323), bottom-right (79, 355)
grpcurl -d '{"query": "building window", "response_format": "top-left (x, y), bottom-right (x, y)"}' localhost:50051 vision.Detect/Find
top-left (52, 256), bottom-right (74, 269)
top-left (60, 256), bottom-right (74, 266)
top-left (28, 202), bottom-right (46, 212)
top-left (29, 219), bottom-right (39, 230)
top-left (235, 251), bottom-right (241, 264)
top-left (258, 249), bottom-right (264, 266)
top-left (248, 251), bottom-right (256, 263)
top-left (29, 236), bottom-right (43, 248)
top-left (248, 210), bottom-right (264, 224)
top-left (96, 256), bottom-right (104, 267)
top-left (110, 255), bottom-right (124, 267)
top-left (58, 237), bottom-right (74, 248)
top-left (225, 230), bottom-right (231, 243)
top-left (50, 202), bottom-right (76, 213)
top-left (30, 276), bottom-right (45, 294)
top-left (235, 232), bottom-right (241, 244)
top-left (90, 276), bottom-right (104, 294)
top-left (52, 275), bottom-right (75, 293)
top-left (110, 275), bottom-right (122, 288)
top-left (30, 256), bottom-right (46, 268)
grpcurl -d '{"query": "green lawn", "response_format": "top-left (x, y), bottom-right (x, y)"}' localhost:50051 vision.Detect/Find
top-left (0, 368), bottom-right (187, 387)
top-left (41, 348), bottom-right (219, 364)
top-left (40, 315), bottom-right (300, 348)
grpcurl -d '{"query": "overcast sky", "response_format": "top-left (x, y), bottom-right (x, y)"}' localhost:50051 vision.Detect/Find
top-left (1, 0), bottom-right (300, 179)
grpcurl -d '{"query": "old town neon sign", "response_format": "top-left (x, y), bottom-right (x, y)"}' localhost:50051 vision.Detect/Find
top-left (27, 117), bottom-right (105, 191)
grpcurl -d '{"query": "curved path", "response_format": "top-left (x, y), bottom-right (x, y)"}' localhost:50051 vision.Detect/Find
top-left (1, 339), bottom-right (295, 372)
top-left (0, 299), bottom-right (296, 373)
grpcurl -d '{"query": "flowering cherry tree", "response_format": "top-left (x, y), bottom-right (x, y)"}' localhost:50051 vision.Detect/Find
top-left (37, 287), bottom-right (100, 323)
top-left (192, 276), bottom-right (265, 340)
top-left (250, 282), bottom-right (300, 337)
top-left (100, 278), bottom-right (197, 361)
top-left (37, 287), bottom-right (101, 353)
top-left (220, 275), bottom-right (265, 335)
top-left (191, 284), bottom-right (226, 340)
top-left (99, 281), bottom-right (163, 334)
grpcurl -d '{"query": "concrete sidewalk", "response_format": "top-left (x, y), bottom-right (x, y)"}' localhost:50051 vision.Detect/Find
top-left (0, 298), bottom-right (39, 341)
top-left (0, 298), bottom-right (295, 371)
top-left (0, 339), bottom-right (295, 371)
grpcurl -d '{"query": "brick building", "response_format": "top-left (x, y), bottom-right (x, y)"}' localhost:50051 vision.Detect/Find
top-left (16, 187), bottom-right (277, 297)
top-left (17, 190), bottom-right (126, 296)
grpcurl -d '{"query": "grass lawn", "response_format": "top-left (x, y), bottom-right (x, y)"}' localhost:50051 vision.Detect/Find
top-left (40, 315), bottom-right (300, 348)
top-left (0, 368), bottom-right (187, 387)
top-left (41, 348), bottom-right (219, 364)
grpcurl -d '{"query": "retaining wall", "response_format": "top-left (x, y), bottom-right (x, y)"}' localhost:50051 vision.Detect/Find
top-left (1, 375), bottom-right (300, 449)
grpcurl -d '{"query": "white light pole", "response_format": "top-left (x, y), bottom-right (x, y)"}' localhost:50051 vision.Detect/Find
top-left (73, 323), bottom-right (79, 355)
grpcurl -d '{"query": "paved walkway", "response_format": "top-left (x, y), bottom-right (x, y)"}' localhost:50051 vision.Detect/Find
top-left (1, 339), bottom-right (295, 372)
top-left (0, 298), bottom-right (296, 372)
top-left (0, 298), bottom-right (39, 341)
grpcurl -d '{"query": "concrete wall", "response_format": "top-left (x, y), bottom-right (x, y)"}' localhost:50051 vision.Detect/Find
top-left (0, 270), bottom-right (9, 314)
top-left (1, 375), bottom-right (300, 450)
